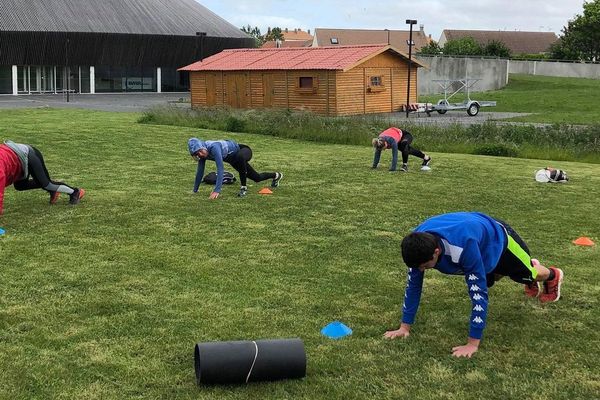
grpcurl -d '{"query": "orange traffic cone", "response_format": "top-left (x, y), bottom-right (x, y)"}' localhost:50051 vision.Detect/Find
top-left (258, 188), bottom-right (273, 195)
top-left (573, 237), bottom-right (595, 246)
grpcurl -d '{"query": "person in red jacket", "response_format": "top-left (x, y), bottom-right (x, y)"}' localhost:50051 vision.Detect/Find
top-left (0, 141), bottom-right (85, 215)
top-left (372, 127), bottom-right (431, 172)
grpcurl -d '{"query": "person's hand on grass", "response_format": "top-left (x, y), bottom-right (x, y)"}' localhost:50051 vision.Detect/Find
top-left (451, 338), bottom-right (480, 358)
top-left (384, 323), bottom-right (410, 339)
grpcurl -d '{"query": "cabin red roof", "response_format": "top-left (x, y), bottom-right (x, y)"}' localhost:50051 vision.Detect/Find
top-left (180, 44), bottom-right (426, 72)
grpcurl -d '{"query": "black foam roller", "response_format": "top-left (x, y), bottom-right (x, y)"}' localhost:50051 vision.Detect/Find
top-left (194, 338), bottom-right (306, 385)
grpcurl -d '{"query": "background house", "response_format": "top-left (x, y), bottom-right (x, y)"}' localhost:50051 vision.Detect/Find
top-left (312, 27), bottom-right (432, 53)
top-left (180, 44), bottom-right (426, 116)
top-left (262, 28), bottom-right (313, 48)
top-left (438, 30), bottom-right (558, 55)
top-left (0, 0), bottom-right (253, 95)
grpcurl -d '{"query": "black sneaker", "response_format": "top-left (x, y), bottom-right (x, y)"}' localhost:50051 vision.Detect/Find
top-left (400, 164), bottom-right (408, 172)
top-left (69, 188), bottom-right (85, 205)
top-left (422, 156), bottom-right (431, 167)
top-left (238, 186), bottom-right (247, 197)
top-left (271, 172), bottom-right (283, 187)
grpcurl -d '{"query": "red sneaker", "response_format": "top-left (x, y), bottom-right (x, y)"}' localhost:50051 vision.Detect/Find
top-left (49, 191), bottom-right (60, 205)
top-left (539, 267), bottom-right (564, 303)
top-left (524, 281), bottom-right (540, 298)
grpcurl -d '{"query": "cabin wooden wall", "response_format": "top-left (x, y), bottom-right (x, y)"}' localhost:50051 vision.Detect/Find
top-left (189, 52), bottom-right (418, 116)
top-left (335, 52), bottom-right (418, 116)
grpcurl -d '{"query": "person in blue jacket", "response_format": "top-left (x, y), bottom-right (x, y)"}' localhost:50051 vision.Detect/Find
top-left (384, 212), bottom-right (564, 358)
top-left (188, 138), bottom-right (282, 199)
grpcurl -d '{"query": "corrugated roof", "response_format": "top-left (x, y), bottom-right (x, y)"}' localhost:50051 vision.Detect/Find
top-left (441, 30), bottom-right (558, 54)
top-left (180, 44), bottom-right (427, 72)
top-left (0, 0), bottom-right (248, 38)
top-left (313, 28), bottom-right (431, 52)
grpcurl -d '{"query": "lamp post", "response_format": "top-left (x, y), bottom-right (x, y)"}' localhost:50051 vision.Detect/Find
top-left (405, 19), bottom-right (417, 118)
top-left (196, 32), bottom-right (207, 61)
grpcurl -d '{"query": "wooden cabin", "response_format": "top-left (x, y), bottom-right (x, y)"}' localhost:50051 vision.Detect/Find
top-left (179, 44), bottom-right (427, 116)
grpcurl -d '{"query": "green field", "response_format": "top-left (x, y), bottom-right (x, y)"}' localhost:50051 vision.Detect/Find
top-left (0, 109), bottom-right (599, 399)
top-left (420, 74), bottom-right (600, 124)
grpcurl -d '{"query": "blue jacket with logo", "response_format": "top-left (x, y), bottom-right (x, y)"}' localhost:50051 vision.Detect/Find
top-left (189, 139), bottom-right (239, 193)
top-left (401, 212), bottom-right (507, 339)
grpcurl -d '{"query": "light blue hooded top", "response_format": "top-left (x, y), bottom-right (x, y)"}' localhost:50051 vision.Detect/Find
top-left (188, 138), bottom-right (240, 193)
top-left (401, 212), bottom-right (507, 340)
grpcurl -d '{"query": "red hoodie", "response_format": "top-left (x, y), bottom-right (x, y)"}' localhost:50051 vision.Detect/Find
top-left (0, 144), bottom-right (23, 214)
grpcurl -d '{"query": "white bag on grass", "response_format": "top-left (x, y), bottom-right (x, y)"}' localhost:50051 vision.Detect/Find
top-left (535, 168), bottom-right (569, 183)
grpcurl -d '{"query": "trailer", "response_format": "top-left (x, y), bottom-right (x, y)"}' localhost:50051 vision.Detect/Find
top-left (404, 77), bottom-right (496, 117)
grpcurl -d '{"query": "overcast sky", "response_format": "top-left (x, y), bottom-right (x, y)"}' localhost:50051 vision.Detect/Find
top-left (196, 0), bottom-right (585, 41)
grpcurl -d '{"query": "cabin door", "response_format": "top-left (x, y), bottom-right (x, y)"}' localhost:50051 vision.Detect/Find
top-left (263, 74), bottom-right (275, 107)
top-left (225, 73), bottom-right (248, 108)
top-left (205, 73), bottom-right (217, 106)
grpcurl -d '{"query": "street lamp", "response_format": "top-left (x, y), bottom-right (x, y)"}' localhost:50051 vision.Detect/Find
top-left (196, 32), bottom-right (207, 61)
top-left (405, 19), bottom-right (417, 118)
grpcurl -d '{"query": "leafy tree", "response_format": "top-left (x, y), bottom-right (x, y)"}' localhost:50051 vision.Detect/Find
top-left (418, 41), bottom-right (442, 55)
top-left (442, 37), bottom-right (483, 56)
top-left (241, 25), bottom-right (264, 47)
top-left (264, 27), bottom-right (284, 42)
top-left (549, 39), bottom-right (579, 60)
top-left (551, 0), bottom-right (600, 61)
top-left (483, 40), bottom-right (511, 57)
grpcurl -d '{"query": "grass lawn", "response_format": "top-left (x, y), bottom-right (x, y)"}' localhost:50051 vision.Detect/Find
top-left (419, 74), bottom-right (600, 125)
top-left (0, 108), bottom-right (599, 399)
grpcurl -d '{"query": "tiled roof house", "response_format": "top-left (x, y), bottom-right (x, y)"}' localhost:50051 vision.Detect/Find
top-left (313, 26), bottom-right (432, 53)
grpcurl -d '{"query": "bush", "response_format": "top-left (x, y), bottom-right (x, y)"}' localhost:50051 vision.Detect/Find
top-left (472, 144), bottom-right (518, 157)
top-left (225, 116), bottom-right (246, 132)
top-left (138, 106), bottom-right (600, 164)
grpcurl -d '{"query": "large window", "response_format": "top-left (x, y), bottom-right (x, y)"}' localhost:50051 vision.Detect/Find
top-left (95, 66), bottom-right (157, 93)
top-left (161, 68), bottom-right (189, 92)
top-left (0, 66), bottom-right (12, 94)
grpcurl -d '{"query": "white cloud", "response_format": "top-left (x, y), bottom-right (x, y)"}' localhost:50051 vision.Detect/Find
top-left (197, 0), bottom-right (585, 40)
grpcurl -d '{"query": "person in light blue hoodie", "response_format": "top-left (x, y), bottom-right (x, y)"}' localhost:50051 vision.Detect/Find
top-left (188, 138), bottom-right (283, 199)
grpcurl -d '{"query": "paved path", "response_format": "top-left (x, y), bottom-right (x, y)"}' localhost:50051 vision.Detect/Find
top-left (0, 94), bottom-right (550, 127)
top-left (0, 93), bottom-right (191, 112)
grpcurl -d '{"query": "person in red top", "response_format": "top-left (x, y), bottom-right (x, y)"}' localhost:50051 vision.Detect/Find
top-left (0, 141), bottom-right (85, 215)
top-left (372, 127), bottom-right (431, 172)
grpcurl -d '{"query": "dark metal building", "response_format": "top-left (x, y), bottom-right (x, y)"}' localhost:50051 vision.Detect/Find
top-left (0, 0), bottom-right (254, 94)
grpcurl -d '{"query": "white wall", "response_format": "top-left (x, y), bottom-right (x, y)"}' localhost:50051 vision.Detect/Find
top-left (509, 60), bottom-right (600, 79)
top-left (416, 56), bottom-right (509, 95)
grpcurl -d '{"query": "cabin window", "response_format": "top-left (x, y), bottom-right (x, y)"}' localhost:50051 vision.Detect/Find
top-left (370, 76), bottom-right (383, 86)
top-left (330, 38), bottom-right (339, 44)
top-left (297, 76), bottom-right (318, 93)
top-left (368, 75), bottom-right (386, 93)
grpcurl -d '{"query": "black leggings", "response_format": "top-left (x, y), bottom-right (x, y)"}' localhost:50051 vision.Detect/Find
top-left (13, 146), bottom-right (75, 194)
top-left (399, 132), bottom-right (426, 164)
top-left (225, 144), bottom-right (276, 187)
